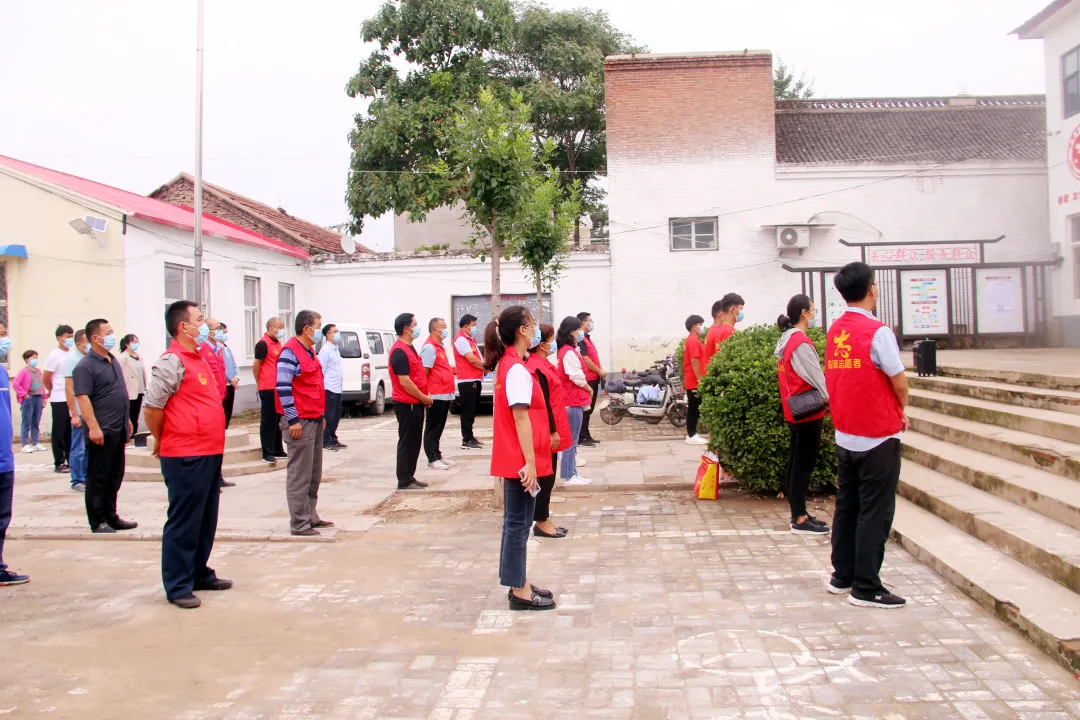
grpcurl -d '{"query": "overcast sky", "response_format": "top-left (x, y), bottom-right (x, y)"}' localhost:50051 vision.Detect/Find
top-left (0, 0), bottom-right (1051, 251)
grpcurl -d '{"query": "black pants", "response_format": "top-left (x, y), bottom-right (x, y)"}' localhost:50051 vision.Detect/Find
top-left (458, 381), bottom-right (481, 443)
top-left (0, 471), bottom-right (12, 572)
top-left (50, 401), bottom-right (71, 468)
top-left (323, 390), bottom-right (342, 445)
top-left (222, 385), bottom-right (235, 429)
top-left (831, 438), bottom-right (902, 595)
top-left (785, 417), bottom-right (823, 521)
top-left (533, 453), bottom-right (558, 523)
top-left (395, 403), bottom-right (425, 487)
top-left (580, 378), bottom-right (600, 441)
top-left (687, 389), bottom-right (702, 437)
top-left (129, 395), bottom-right (144, 438)
top-left (161, 454), bottom-right (222, 600)
top-left (85, 429), bottom-right (126, 528)
top-left (258, 389), bottom-right (284, 456)
top-left (424, 399), bottom-right (450, 462)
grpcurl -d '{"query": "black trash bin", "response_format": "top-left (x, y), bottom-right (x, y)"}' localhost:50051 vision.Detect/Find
top-left (913, 339), bottom-right (937, 377)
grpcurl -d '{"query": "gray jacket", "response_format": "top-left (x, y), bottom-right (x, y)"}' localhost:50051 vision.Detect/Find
top-left (774, 329), bottom-right (828, 401)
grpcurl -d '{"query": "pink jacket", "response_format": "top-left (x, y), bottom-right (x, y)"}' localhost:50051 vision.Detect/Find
top-left (13, 367), bottom-right (42, 404)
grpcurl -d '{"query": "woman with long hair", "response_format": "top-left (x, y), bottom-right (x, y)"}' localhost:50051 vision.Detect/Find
top-left (484, 305), bottom-right (556, 611)
top-left (118, 334), bottom-right (147, 447)
top-left (555, 316), bottom-right (592, 485)
top-left (775, 294), bottom-right (830, 536)
top-left (524, 323), bottom-right (571, 539)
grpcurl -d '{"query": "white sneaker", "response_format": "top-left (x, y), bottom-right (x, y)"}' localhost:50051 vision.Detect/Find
top-left (440, 458), bottom-right (457, 467)
top-left (577, 457), bottom-right (587, 467)
top-left (33, 444), bottom-right (46, 452)
top-left (685, 435), bottom-right (708, 445)
top-left (565, 475), bottom-right (592, 485)
top-left (20, 446), bottom-right (33, 454)
top-left (428, 460), bottom-right (451, 471)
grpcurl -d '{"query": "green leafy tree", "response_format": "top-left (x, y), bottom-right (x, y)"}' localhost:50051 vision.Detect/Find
top-left (774, 57), bottom-right (815, 100)
top-left (515, 172), bottom-right (581, 323)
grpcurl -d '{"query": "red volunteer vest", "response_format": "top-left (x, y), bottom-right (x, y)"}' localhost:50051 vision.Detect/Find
top-left (683, 333), bottom-right (704, 391)
top-left (157, 340), bottom-right (226, 458)
top-left (491, 348), bottom-right (553, 478)
top-left (198, 341), bottom-right (227, 400)
top-left (525, 351), bottom-right (572, 452)
top-left (581, 335), bottom-right (601, 381)
top-left (453, 329), bottom-right (483, 381)
top-left (558, 345), bottom-right (592, 408)
top-left (389, 339), bottom-right (428, 404)
top-left (424, 336), bottom-right (455, 395)
top-left (825, 311), bottom-right (904, 438)
top-left (257, 334), bottom-right (282, 391)
top-left (778, 331), bottom-right (827, 424)
top-left (273, 337), bottom-right (326, 419)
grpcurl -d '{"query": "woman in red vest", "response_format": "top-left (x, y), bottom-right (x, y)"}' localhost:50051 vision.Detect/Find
top-left (556, 316), bottom-right (592, 486)
top-left (524, 323), bottom-right (571, 539)
top-left (775, 294), bottom-right (830, 537)
top-left (484, 305), bottom-right (556, 611)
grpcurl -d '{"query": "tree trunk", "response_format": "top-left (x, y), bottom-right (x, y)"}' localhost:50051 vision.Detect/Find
top-left (567, 142), bottom-right (581, 248)
top-left (489, 219), bottom-right (501, 317)
top-left (536, 274), bottom-right (544, 324)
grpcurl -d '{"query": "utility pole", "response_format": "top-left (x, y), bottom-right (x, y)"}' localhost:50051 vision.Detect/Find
top-left (193, 0), bottom-right (205, 308)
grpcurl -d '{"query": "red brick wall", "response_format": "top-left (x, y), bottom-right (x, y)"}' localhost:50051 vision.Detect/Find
top-left (605, 53), bottom-right (776, 162)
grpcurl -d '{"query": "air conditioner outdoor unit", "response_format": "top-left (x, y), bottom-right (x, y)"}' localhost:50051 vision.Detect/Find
top-left (776, 226), bottom-right (810, 249)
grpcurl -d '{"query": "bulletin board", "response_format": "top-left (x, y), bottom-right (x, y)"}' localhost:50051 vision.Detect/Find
top-left (900, 269), bottom-right (949, 336)
top-left (975, 267), bottom-right (1025, 334)
top-left (822, 272), bottom-right (848, 331)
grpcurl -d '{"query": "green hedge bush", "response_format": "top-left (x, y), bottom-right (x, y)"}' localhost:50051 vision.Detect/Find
top-left (698, 324), bottom-right (837, 494)
top-left (674, 338), bottom-right (686, 380)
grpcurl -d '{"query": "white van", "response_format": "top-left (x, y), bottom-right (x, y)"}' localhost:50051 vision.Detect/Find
top-left (327, 324), bottom-right (397, 415)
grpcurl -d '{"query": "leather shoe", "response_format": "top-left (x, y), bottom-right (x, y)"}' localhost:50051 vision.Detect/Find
top-left (291, 528), bottom-right (320, 536)
top-left (397, 482), bottom-right (425, 491)
top-left (220, 479), bottom-right (236, 487)
top-left (334, 442), bottom-right (348, 449)
top-left (195, 578), bottom-right (233, 591)
top-left (508, 589), bottom-right (556, 611)
top-left (110, 519), bottom-right (138, 531)
top-left (313, 520), bottom-right (334, 528)
top-left (530, 584), bottom-right (553, 598)
top-left (412, 479), bottom-right (429, 488)
top-left (533, 526), bottom-right (568, 539)
top-left (169, 593), bottom-right (201, 609)
top-left (91, 523), bottom-right (116, 534)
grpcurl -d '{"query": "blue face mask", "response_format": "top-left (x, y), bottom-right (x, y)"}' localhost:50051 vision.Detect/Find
top-left (529, 326), bottom-right (542, 349)
top-left (576, 330), bottom-right (585, 343)
top-left (441, 328), bottom-right (450, 340)
top-left (0, 337), bottom-right (10, 357)
top-left (808, 317), bottom-right (817, 329)
top-left (214, 330), bottom-right (225, 342)
top-left (276, 329), bottom-right (286, 341)
top-left (29, 357), bottom-right (39, 367)
top-left (193, 322), bottom-right (210, 345)
top-left (101, 333), bottom-right (117, 351)
top-left (312, 327), bottom-right (323, 343)
top-left (699, 325), bottom-right (707, 337)
top-left (81, 344), bottom-right (90, 355)
top-left (220, 334), bottom-right (228, 343)
top-left (63, 337), bottom-right (75, 349)
top-left (130, 342), bottom-right (140, 352)
top-left (736, 311), bottom-right (745, 323)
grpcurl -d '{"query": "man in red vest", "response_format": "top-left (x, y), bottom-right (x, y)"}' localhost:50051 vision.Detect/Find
top-left (825, 261), bottom-right (909, 610)
top-left (421, 317), bottom-right (455, 471)
top-left (390, 313), bottom-right (432, 491)
top-left (453, 314), bottom-right (484, 450)
top-left (197, 317), bottom-right (227, 402)
top-left (703, 293), bottom-right (744, 369)
top-left (143, 300), bottom-right (231, 609)
top-left (252, 317), bottom-right (286, 465)
top-left (276, 310), bottom-right (332, 537)
top-left (575, 311), bottom-right (604, 447)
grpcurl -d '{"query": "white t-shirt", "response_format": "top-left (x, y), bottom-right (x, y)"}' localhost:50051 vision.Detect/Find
top-left (43, 347), bottom-right (70, 403)
top-left (506, 363), bottom-right (533, 407)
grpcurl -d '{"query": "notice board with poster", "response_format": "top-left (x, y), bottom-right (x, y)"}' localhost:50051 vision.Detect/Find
top-left (822, 272), bottom-right (849, 331)
top-left (975, 267), bottom-right (1025, 334)
top-left (450, 293), bottom-right (553, 350)
top-left (900, 269), bottom-right (949, 336)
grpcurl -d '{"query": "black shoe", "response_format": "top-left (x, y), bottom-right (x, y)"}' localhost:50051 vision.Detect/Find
top-left (110, 519), bottom-right (138, 531)
top-left (169, 593), bottom-right (201, 609)
top-left (273, 452), bottom-right (288, 459)
top-left (194, 578), bottom-right (233, 591)
top-left (220, 479), bottom-right (236, 487)
top-left (397, 481), bottom-right (425, 491)
top-left (323, 443), bottom-right (338, 452)
top-left (849, 589), bottom-right (906, 609)
top-left (530, 584), bottom-right (553, 598)
top-left (334, 442), bottom-right (348, 449)
top-left (0, 570), bottom-right (30, 586)
top-left (55, 465), bottom-right (70, 474)
top-left (412, 479), bottom-right (429, 488)
top-left (578, 437), bottom-right (597, 448)
top-left (291, 528), bottom-right (320, 537)
top-left (508, 589), bottom-right (556, 611)
top-left (91, 523), bottom-right (116, 534)
top-left (262, 453), bottom-right (278, 464)
top-left (806, 515), bottom-right (828, 528)
top-left (533, 526), bottom-right (568, 539)
top-left (791, 519), bottom-right (829, 536)
top-left (313, 520), bottom-right (334, 528)
top-left (461, 439), bottom-right (482, 450)
top-left (827, 576), bottom-right (851, 595)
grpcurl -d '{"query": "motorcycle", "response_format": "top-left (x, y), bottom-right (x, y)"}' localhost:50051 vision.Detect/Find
top-left (599, 354), bottom-right (688, 428)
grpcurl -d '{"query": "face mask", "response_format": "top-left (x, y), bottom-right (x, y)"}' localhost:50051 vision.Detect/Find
top-left (807, 316), bottom-right (817, 329)
top-left (29, 358), bottom-right (39, 367)
top-left (409, 326), bottom-right (420, 338)
top-left (214, 330), bottom-right (225, 342)
top-left (130, 342), bottom-right (140, 352)
top-left (220, 334), bottom-right (228, 343)
top-left (699, 325), bottom-right (707, 337)
top-left (276, 329), bottom-right (286, 341)
top-left (63, 337), bottom-right (75, 349)
top-left (312, 327), bottom-right (323, 343)
top-left (576, 330), bottom-right (585, 343)
top-left (0, 338), bottom-right (11, 358)
top-left (100, 333), bottom-right (117, 351)
top-left (326, 333), bottom-right (336, 345)
top-left (192, 322), bottom-right (210, 345)
top-left (529, 326), bottom-right (541, 349)
top-left (441, 328), bottom-right (449, 340)
top-left (80, 344), bottom-right (90, 355)
top-left (736, 311), bottom-right (745, 323)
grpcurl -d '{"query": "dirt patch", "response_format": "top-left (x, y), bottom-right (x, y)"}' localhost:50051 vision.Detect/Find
top-left (367, 489), bottom-right (501, 521)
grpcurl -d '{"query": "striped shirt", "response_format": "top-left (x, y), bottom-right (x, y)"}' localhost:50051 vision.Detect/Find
top-left (275, 347), bottom-right (304, 424)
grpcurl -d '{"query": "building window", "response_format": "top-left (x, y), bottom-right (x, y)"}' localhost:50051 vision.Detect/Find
top-left (670, 218), bottom-right (717, 251)
top-left (1065, 46), bottom-right (1080, 118)
top-left (1072, 216), bottom-right (1080, 300)
top-left (243, 276), bottom-right (261, 359)
top-left (278, 282), bottom-right (295, 338)
top-left (164, 264), bottom-right (209, 327)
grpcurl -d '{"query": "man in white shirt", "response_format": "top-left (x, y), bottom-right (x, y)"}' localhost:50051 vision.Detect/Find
top-left (42, 324), bottom-right (74, 477)
top-left (318, 324), bottom-right (346, 451)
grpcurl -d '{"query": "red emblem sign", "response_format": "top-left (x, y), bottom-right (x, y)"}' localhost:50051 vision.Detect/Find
top-left (1069, 125), bottom-right (1080, 180)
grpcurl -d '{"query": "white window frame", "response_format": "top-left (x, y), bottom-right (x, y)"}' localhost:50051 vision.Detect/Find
top-left (669, 217), bottom-right (718, 252)
top-left (164, 263), bottom-right (210, 320)
top-left (243, 276), bottom-right (261, 359)
top-left (278, 282), bottom-right (295, 338)
top-left (1065, 45), bottom-right (1080, 119)
top-left (1071, 216), bottom-right (1080, 300)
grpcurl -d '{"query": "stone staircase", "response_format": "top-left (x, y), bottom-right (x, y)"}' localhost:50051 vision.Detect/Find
top-left (892, 365), bottom-right (1080, 672)
top-left (125, 428), bottom-right (279, 483)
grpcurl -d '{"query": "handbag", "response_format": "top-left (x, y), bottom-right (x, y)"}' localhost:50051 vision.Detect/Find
top-left (787, 387), bottom-right (826, 421)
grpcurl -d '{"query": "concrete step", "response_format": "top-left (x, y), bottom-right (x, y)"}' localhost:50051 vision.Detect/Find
top-left (908, 389), bottom-right (1080, 445)
top-left (125, 441), bottom-right (263, 469)
top-left (891, 499), bottom-right (1080, 674)
top-left (907, 406), bottom-right (1080, 482)
top-left (126, 459), bottom-right (279, 483)
top-left (930, 365), bottom-right (1080, 393)
top-left (903, 431), bottom-right (1080, 531)
top-left (898, 463), bottom-right (1080, 594)
top-left (908, 374), bottom-right (1080, 416)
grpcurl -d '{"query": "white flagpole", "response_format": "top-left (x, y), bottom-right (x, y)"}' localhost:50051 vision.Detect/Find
top-left (194, 0), bottom-right (205, 308)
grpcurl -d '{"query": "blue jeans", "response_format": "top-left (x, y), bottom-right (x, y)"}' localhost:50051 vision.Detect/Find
top-left (20, 396), bottom-right (42, 446)
top-left (499, 476), bottom-right (536, 588)
top-left (69, 423), bottom-right (87, 487)
top-left (559, 406), bottom-right (584, 479)
top-left (0, 470), bottom-right (12, 571)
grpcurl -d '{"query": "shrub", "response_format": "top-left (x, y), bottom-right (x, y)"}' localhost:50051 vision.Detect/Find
top-left (698, 324), bottom-right (837, 494)
top-left (674, 337), bottom-right (686, 380)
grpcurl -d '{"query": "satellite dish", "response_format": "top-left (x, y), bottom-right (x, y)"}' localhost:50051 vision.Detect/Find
top-left (340, 231), bottom-right (357, 255)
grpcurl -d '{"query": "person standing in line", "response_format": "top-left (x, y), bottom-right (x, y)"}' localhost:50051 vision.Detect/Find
top-left (776, 295), bottom-right (830, 537)
top-left (683, 315), bottom-right (708, 446)
top-left (64, 331), bottom-right (91, 492)
top-left (74, 319), bottom-right (137, 534)
top-left (525, 324), bottom-right (570, 539)
top-left (252, 317), bottom-right (287, 464)
top-left (42, 324), bottom-right (74, 475)
top-left (198, 318), bottom-right (227, 402)
top-left (826, 262), bottom-right (909, 609)
top-left (0, 322), bottom-right (29, 587)
top-left (703, 293), bottom-right (745, 369)
top-left (421, 317), bottom-right (455, 471)
top-left (318, 323), bottom-right (346, 452)
top-left (453, 314), bottom-right (484, 450)
top-left (14, 350), bottom-right (46, 453)
top-left (218, 323), bottom-right (241, 429)
top-left (119, 334), bottom-right (147, 447)
top-left (390, 313), bottom-right (432, 491)
top-left (143, 300), bottom-right (232, 609)
top-left (276, 310), bottom-right (333, 537)
top-left (486, 306), bottom-right (556, 611)
top-left (556, 316), bottom-right (592, 486)
top-left (575, 311), bottom-right (604, 447)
